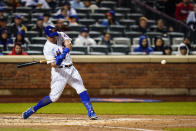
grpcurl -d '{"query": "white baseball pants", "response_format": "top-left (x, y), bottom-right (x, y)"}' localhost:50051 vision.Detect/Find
top-left (49, 66), bottom-right (87, 102)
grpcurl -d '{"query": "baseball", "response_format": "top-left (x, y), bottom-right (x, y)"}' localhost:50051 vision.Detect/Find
top-left (161, 60), bottom-right (167, 64)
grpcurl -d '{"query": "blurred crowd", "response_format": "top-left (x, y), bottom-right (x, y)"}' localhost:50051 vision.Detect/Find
top-left (0, 0), bottom-right (195, 56)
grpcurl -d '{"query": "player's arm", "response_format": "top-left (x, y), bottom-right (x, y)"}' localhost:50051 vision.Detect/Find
top-left (50, 62), bottom-right (59, 68)
top-left (64, 39), bottom-right (72, 51)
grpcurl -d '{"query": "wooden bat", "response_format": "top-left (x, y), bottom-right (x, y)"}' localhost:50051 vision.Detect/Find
top-left (17, 58), bottom-right (56, 68)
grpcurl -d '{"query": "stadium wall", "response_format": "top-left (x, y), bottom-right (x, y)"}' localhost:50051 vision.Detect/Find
top-left (0, 55), bottom-right (196, 97)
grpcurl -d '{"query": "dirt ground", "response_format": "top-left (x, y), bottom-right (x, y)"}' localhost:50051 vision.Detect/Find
top-left (0, 114), bottom-right (196, 131)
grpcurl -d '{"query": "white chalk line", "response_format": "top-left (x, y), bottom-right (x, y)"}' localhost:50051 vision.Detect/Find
top-left (1, 116), bottom-right (196, 131)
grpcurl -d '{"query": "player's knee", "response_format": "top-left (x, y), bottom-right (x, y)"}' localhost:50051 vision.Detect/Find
top-left (76, 87), bottom-right (87, 95)
top-left (49, 94), bottom-right (60, 102)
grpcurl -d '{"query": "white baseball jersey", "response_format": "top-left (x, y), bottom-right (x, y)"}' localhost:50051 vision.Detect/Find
top-left (43, 32), bottom-right (86, 102)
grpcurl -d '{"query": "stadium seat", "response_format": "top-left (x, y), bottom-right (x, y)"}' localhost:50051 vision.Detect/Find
top-left (72, 46), bottom-right (88, 55)
top-left (149, 51), bottom-right (163, 55)
top-left (26, 24), bottom-right (35, 30)
top-left (100, 1), bottom-right (117, 9)
top-left (2, 7), bottom-right (12, 13)
top-left (0, 45), bottom-right (3, 52)
top-left (109, 25), bottom-right (126, 33)
top-left (89, 31), bottom-right (101, 38)
top-left (25, 31), bottom-right (39, 39)
top-left (64, 31), bottom-right (79, 39)
top-left (129, 25), bottom-right (139, 31)
top-left (167, 32), bottom-right (184, 44)
top-left (111, 45), bottom-right (130, 54)
top-left (94, 8), bottom-right (110, 14)
top-left (115, 8), bottom-right (131, 14)
top-left (33, 8), bottom-right (51, 13)
top-left (127, 13), bottom-right (143, 20)
top-left (79, 19), bottom-right (96, 27)
top-left (172, 37), bottom-right (183, 45)
top-left (115, 13), bottom-right (125, 20)
top-left (31, 37), bottom-right (47, 45)
top-left (113, 37), bottom-right (131, 46)
top-left (70, 51), bottom-right (86, 55)
top-left (75, 8), bottom-right (91, 14)
top-left (89, 13), bottom-right (106, 21)
top-left (129, 52), bottom-right (146, 55)
top-left (171, 45), bottom-right (179, 51)
top-left (90, 45), bottom-right (109, 55)
top-left (28, 44), bottom-right (44, 52)
top-left (191, 51), bottom-right (196, 55)
top-left (147, 19), bottom-right (156, 26)
top-left (119, 19), bottom-right (136, 28)
top-left (77, 13), bottom-right (87, 19)
top-left (16, 7), bottom-right (31, 14)
top-left (70, 25), bottom-right (85, 32)
top-left (2, 51), bottom-right (10, 55)
top-left (146, 32), bottom-right (163, 38)
top-left (31, 13), bottom-right (43, 19)
top-left (125, 31), bottom-right (143, 39)
top-left (89, 25), bottom-right (107, 33)
top-left (108, 31), bottom-right (123, 38)
top-left (94, 37), bottom-right (102, 43)
top-left (26, 50), bottom-right (43, 55)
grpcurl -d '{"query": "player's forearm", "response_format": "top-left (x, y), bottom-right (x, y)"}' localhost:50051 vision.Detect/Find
top-left (64, 40), bottom-right (72, 50)
top-left (51, 62), bottom-right (59, 68)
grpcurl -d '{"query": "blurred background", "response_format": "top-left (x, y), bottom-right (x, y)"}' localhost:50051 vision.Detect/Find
top-left (0, 0), bottom-right (195, 56)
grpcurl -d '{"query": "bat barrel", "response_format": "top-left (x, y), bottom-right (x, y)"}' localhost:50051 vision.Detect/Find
top-left (17, 61), bottom-right (39, 68)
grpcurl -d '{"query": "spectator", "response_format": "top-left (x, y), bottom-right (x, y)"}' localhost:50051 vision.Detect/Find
top-left (43, 13), bottom-right (54, 27)
top-left (0, 17), bottom-right (9, 36)
top-left (71, 0), bottom-right (84, 9)
top-left (101, 10), bottom-right (120, 28)
top-left (175, 0), bottom-right (193, 22)
top-left (181, 37), bottom-right (194, 51)
top-left (95, 0), bottom-right (102, 7)
top-left (0, 30), bottom-right (13, 51)
top-left (55, 19), bottom-right (71, 32)
top-left (0, 7), bottom-right (5, 18)
top-left (8, 43), bottom-right (27, 55)
top-left (177, 43), bottom-right (189, 55)
top-left (98, 32), bottom-right (114, 46)
top-left (25, 0), bottom-right (50, 9)
top-left (69, 15), bottom-right (79, 26)
top-left (46, 0), bottom-right (56, 9)
top-left (55, 8), bottom-right (69, 20)
top-left (15, 31), bottom-right (30, 46)
top-left (32, 16), bottom-right (45, 37)
top-left (153, 37), bottom-right (165, 52)
top-left (74, 27), bottom-right (96, 46)
top-left (84, 0), bottom-right (98, 13)
top-left (154, 19), bottom-right (167, 34)
top-left (134, 35), bottom-right (153, 55)
top-left (163, 46), bottom-right (172, 55)
top-left (56, 2), bottom-right (77, 17)
top-left (137, 16), bottom-right (149, 34)
top-left (187, 3), bottom-right (196, 44)
top-left (10, 15), bottom-right (27, 37)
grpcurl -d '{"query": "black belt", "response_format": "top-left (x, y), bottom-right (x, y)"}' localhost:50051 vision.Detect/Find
top-left (59, 64), bottom-right (73, 68)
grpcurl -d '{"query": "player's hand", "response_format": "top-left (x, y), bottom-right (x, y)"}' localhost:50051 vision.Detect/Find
top-left (64, 40), bottom-right (72, 50)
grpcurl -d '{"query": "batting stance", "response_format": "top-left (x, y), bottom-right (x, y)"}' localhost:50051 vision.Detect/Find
top-left (22, 25), bottom-right (98, 120)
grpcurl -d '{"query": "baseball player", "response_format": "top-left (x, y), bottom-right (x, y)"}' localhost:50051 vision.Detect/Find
top-left (22, 25), bottom-right (98, 120)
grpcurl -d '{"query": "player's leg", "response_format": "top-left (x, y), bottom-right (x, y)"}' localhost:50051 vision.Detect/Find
top-left (67, 67), bottom-right (98, 120)
top-left (22, 69), bottom-right (68, 119)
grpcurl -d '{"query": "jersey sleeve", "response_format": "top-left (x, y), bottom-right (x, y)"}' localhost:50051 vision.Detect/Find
top-left (43, 46), bottom-right (56, 64)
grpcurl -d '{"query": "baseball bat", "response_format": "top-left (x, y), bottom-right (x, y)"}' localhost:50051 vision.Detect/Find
top-left (17, 58), bottom-right (56, 68)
